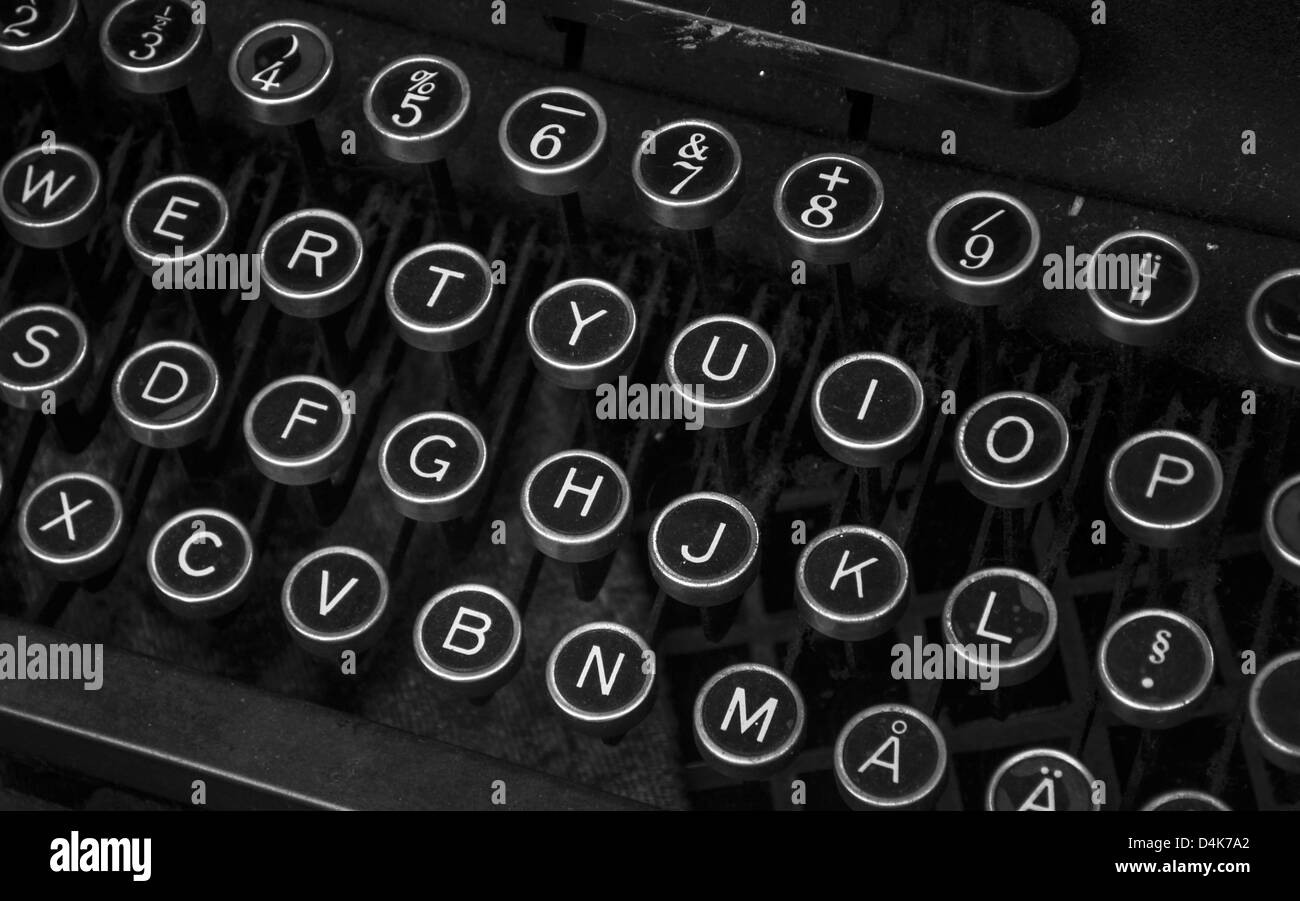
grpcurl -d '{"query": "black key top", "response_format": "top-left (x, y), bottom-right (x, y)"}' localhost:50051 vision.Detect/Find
top-left (1244, 269), bottom-right (1300, 386)
top-left (498, 85), bottom-right (608, 260)
top-left (0, 303), bottom-right (92, 450)
top-left (18, 471), bottom-right (126, 580)
top-left (648, 490), bottom-right (760, 608)
top-left (942, 567), bottom-right (1058, 688)
top-left (1097, 608), bottom-right (1214, 728)
top-left (1085, 230), bottom-right (1199, 347)
top-left (259, 209), bottom-right (366, 381)
top-left (811, 352), bottom-right (925, 469)
top-left (378, 411), bottom-right (486, 522)
top-left (521, 449), bottom-right (630, 601)
top-left (1104, 429), bottom-right (1223, 548)
top-left (386, 242), bottom-right (496, 352)
top-left (927, 191), bottom-right (1041, 387)
top-left (122, 172), bottom-right (229, 264)
top-left (633, 119), bottom-right (743, 231)
top-left (774, 152), bottom-right (883, 266)
top-left (260, 208), bottom-right (366, 317)
top-left (773, 152), bottom-right (883, 338)
top-left (526, 277), bottom-right (638, 390)
top-left (146, 507), bottom-right (255, 619)
top-left (692, 663), bottom-right (806, 780)
top-left (795, 525), bottom-right (909, 642)
top-left (111, 339), bottom-right (219, 449)
top-left (985, 748), bottom-right (1100, 811)
top-left (281, 546), bottom-right (390, 659)
top-left (499, 85), bottom-right (608, 196)
top-left (243, 374), bottom-right (354, 486)
top-left (363, 54), bottom-right (472, 234)
top-left (632, 118), bottom-right (742, 294)
top-left (1249, 651), bottom-right (1300, 773)
top-left (98, 0), bottom-right (209, 160)
top-left (0, 0), bottom-right (82, 72)
top-left (1263, 474), bottom-right (1300, 586)
top-left (0, 302), bottom-right (91, 410)
top-left (0, 141), bottom-right (102, 249)
top-left (833, 703), bottom-right (947, 810)
top-left (545, 621), bottom-right (656, 740)
top-left (954, 391), bottom-right (1070, 508)
top-left (99, 0), bottom-right (209, 94)
top-left (811, 351), bottom-right (925, 522)
top-left (228, 19), bottom-right (337, 188)
top-left (414, 584), bottom-right (524, 699)
top-left (927, 191), bottom-right (1041, 308)
top-left (665, 314), bottom-right (776, 430)
top-left (364, 55), bottom-right (473, 164)
top-left (1141, 790), bottom-right (1230, 811)
top-left (122, 173), bottom-right (231, 346)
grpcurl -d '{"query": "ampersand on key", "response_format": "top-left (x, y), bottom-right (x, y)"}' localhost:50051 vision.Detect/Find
top-left (679, 132), bottom-right (709, 162)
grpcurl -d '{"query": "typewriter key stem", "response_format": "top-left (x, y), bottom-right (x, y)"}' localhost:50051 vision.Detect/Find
top-left (161, 88), bottom-right (205, 172)
top-left (700, 596), bottom-right (741, 643)
top-left (290, 120), bottom-right (331, 199)
top-left (425, 159), bottom-right (463, 240)
top-left (557, 192), bottom-right (589, 268)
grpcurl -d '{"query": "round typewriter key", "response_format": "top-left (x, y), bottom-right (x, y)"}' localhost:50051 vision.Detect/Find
top-left (244, 374), bottom-right (354, 486)
top-left (665, 314), bottom-right (776, 430)
top-left (282, 546), bottom-right (390, 658)
top-left (378, 411), bottom-right (486, 522)
top-left (954, 391), bottom-right (1070, 508)
top-left (1085, 230), bottom-right (1199, 346)
top-left (986, 748), bottom-right (1100, 811)
top-left (228, 19), bottom-right (336, 126)
top-left (927, 191), bottom-right (1040, 308)
top-left (1249, 651), bottom-right (1300, 773)
top-left (811, 352), bottom-right (925, 469)
top-left (694, 663), bottom-right (806, 780)
top-left (147, 507), bottom-right (254, 619)
top-left (364, 54), bottom-right (472, 235)
top-left (521, 449), bottom-right (629, 563)
top-left (1097, 608), bottom-right (1214, 728)
top-left (0, 303), bottom-right (91, 410)
top-left (526, 278), bottom-right (638, 390)
top-left (0, 142), bottom-right (103, 250)
top-left (1245, 269), bottom-right (1300, 385)
top-left (364, 54), bottom-right (472, 164)
top-left (123, 174), bottom-right (230, 345)
top-left (1105, 430), bottom-right (1223, 548)
top-left (522, 449), bottom-right (630, 601)
top-left (0, 0), bottom-right (82, 72)
top-left (415, 584), bottom-right (523, 698)
top-left (112, 340), bottom-right (220, 449)
top-left (1263, 474), bottom-right (1300, 585)
top-left (773, 153), bottom-right (883, 266)
top-left (546, 621), bottom-right (656, 739)
top-left (386, 242), bottom-right (495, 353)
top-left (633, 119), bottom-right (743, 231)
top-left (834, 704), bottom-right (947, 810)
top-left (795, 525), bottom-right (909, 641)
top-left (1141, 789), bottom-right (1230, 811)
top-left (122, 173), bottom-right (228, 268)
top-left (499, 85), bottom-right (608, 197)
top-left (649, 491), bottom-right (760, 608)
top-left (99, 0), bottom-right (209, 94)
top-left (500, 86), bottom-right (607, 260)
top-left (18, 472), bottom-right (126, 580)
top-left (259, 209), bottom-right (365, 319)
top-left (943, 567), bottom-right (1058, 687)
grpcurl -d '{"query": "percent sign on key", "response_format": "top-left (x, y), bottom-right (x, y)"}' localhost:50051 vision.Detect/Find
top-left (392, 69), bottom-right (438, 127)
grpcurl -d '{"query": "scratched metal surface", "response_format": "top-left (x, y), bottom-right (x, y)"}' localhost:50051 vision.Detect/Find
top-left (1, 0), bottom-right (1298, 810)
